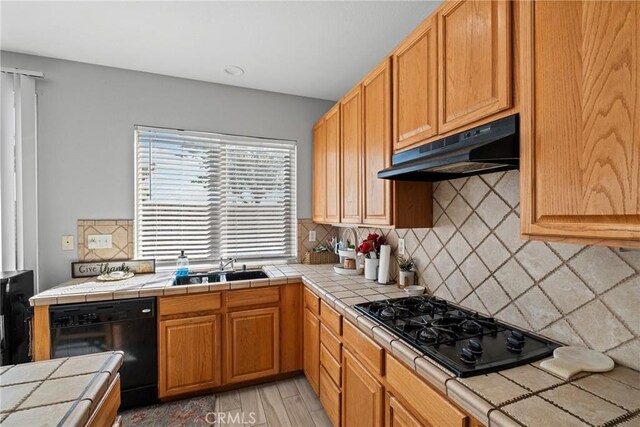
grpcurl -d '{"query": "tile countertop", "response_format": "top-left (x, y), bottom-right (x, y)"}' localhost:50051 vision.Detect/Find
top-left (0, 351), bottom-right (123, 426)
top-left (31, 264), bottom-right (640, 427)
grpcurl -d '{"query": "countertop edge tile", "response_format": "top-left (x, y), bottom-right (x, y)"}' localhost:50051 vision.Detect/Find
top-left (414, 356), bottom-right (455, 393)
top-left (447, 379), bottom-right (494, 426)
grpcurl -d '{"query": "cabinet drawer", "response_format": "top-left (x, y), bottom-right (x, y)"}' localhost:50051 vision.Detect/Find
top-left (227, 287), bottom-right (279, 309)
top-left (159, 293), bottom-right (221, 317)
top-left (320, 301), bottom-right (342, 336)
top-left (386, 354), bottom-right (467, 427)
top-left (304, 287), bottom-right (320, 314)
top-left (320, 344), bottom-right (341, 387)
top-left (320, 366), bottom-right (341, 427)
top-left (321, 324), bottom-right (342, 362)
top-left (343, 320), bottom-right (384, 376)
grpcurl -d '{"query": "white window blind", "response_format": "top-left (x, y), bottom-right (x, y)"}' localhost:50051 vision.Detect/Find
top-left (135, 126), bottom-right (297, 269)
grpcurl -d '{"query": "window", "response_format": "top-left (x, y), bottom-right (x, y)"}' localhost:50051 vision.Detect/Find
top-left (135, 126), bottom-right (297, 269)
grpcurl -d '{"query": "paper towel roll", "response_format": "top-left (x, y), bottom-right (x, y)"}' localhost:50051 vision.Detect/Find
top-left (378, 244), bottom-right (391, 284)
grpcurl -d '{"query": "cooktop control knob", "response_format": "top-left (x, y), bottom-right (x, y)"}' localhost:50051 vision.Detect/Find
top-left (510, 330), bottom-right (525, 342)
top-left (459, 347), bottom-right (477, 364)
top-left (506, 335), bottom-right (525, 353)
top-left (468, 339), bottom-right (483, 355)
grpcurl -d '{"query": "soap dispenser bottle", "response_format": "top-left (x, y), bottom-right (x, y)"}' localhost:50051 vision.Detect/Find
top-left (176, 250), bottom-right (189, 277)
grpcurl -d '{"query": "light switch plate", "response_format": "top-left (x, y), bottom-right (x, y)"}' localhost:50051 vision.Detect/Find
top-left (87, 234), bottom-right (113, 249)
top-left (398, 238), bottom-right (406, 255)
top-left (309, 230), bottom-right (317, 242)
top-left (62, 235), bottom-right (74, 251)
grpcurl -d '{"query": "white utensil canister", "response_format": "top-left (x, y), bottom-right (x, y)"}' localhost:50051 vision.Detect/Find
top-left (364, 257), bottom-right (379, 280)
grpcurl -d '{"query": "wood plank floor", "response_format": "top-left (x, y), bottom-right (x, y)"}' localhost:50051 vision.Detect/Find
top-left (119, 376), bottom-right (331, 427)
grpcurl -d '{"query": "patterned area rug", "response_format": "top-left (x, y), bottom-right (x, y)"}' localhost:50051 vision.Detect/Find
top-left (119, 395), bottom-right (217, 426)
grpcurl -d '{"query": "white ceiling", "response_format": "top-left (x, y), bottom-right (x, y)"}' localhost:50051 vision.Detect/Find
top-left (0, 1), bottom-right (441, 101)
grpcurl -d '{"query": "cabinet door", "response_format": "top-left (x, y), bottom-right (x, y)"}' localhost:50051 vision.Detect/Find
top-left (342, 349), bottom-right (384, 427)
top-left (521, 0), bottom-right (640, 247)
top-left (312, 120), bottom-right (327, 223)
top-left (362, 58), bottom-right (393, 226)
top-left (320, 366), bottom-right (342, 427)
top-left (438, 0), bottom-right (511, 133)
top-left (280, 283), bottom-right (303, 373)
top-left (385, 394), bottom-right (423, 427)
top-left (340, 86), bottom-right (363, 223)
top-left (226, 307), bottom-right (280, 383)
top-left (159, 315), bottom-right (221, 398)
top-left (393, 16), bottom-right (438, 151)
top-left (303, 307), bottom-right (321, 395)
top-left (325, 105), bottom-right (341, 224)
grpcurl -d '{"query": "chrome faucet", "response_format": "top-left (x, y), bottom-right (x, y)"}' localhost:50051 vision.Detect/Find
top-left (219, 257), bottom-right (236, 272)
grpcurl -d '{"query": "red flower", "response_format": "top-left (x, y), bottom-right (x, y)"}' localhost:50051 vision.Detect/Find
top-left (357, 233), bottom-right (385, 256)
top-left (357, 241), bottom-right (373, 254)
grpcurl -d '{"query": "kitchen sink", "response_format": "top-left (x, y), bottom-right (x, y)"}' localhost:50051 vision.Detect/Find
top-left (174, 270), bottom-right (269, 286)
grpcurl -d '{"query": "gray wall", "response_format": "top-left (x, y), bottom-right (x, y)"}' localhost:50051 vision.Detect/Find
top-left (1, 51), bottom-right (334, 290)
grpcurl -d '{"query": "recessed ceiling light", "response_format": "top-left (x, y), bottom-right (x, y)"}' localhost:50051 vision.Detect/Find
top-left (224, 65), bottom-right (244, 76)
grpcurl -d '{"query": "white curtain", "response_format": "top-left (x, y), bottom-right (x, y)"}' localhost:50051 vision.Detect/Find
top-left (0, 72), bottom-right (39, 290)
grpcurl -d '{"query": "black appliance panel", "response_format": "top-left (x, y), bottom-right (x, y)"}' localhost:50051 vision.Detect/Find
top-left (1, 270), bottom-right (34, 366)
top-left (49, 298), bottom-right (157, 408)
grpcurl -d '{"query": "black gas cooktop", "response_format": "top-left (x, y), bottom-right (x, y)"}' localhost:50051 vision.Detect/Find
top-left (355, 296), bottom-right (560, 377)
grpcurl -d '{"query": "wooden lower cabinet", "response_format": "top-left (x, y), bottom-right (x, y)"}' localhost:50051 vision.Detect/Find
top-left (87, 374), bottom-right (121, 427)
top-left (158, 314), bottom-right (222, 398)
top-left (304, 307), bottom-right (321, 394)
top-left (320, 365), bottom-right (342, 427)
top-left (386, 354), bottom-right (467, 427)
top-left (385, 394), bottom-right (423, 427)
top-left (280, 283), bottom-right (303, 373)
top-left (342, 349), bottom-right (384, 427)
top-left (226, 306), bottom-right (280, 383)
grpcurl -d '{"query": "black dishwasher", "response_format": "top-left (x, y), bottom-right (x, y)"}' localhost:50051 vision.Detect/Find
top-left (50, 297), bottom-right (158, 408)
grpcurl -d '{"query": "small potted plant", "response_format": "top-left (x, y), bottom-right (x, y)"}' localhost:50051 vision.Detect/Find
top-left (398, 257), bottom-right (415, 288)
top-left (357, 233), bottom-right (385, 280)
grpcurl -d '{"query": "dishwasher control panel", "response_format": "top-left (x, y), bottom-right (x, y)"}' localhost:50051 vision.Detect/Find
top-left (50, 298), bottom-right (156, 328)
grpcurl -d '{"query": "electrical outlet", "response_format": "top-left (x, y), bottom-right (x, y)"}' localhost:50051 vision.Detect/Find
top-left (62, 235), bottom-right (74, 251)
top-left (88, 234), bottom-right (113, 249)
top-left (309, 230), bottom-right (317, 242)
top-left (398, 238), bottom-right (406, 255)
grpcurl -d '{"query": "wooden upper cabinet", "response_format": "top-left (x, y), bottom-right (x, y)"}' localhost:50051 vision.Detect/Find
top-left (393, 16), bottom-right (438, 152)
top-left (342, 349), bottom-right (384, 427)
top-left (312, 121), bottom-right (326, 223)
top-left (341, 85), bottom-right (363, 224)
top-left (226, 307), bottom-right (280, 383)
top-left (520, 0), bottom-right (640, 247)
top-left (438, 0), bottom-right (512, 133)
top-left (325, 104), bottom-right (341, 224)
top-left (363, 58), bottom-right (393, 226)
top-left (158, 315), bottom-right (222, 398)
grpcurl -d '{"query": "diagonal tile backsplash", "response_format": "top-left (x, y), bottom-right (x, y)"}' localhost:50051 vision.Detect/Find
top-left (297, 219), bottom-right (338, 263)
top-left (353, 170), bottom-right (640, 371)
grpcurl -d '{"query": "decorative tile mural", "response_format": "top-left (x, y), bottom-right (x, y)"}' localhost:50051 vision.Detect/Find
top-left (353, 170), bottom-right (640, 370)
top-left (297, 219), bottom-right (338, 263)
top-left (77, 220), bottom-right (134, 261)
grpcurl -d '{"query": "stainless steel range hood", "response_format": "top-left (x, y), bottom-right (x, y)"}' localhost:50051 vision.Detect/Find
top-left (378, 114), bottom-right (519, 182)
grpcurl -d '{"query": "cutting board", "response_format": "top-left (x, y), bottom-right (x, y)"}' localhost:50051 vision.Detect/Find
top-left (539, 346), bottom-right (614, 379)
